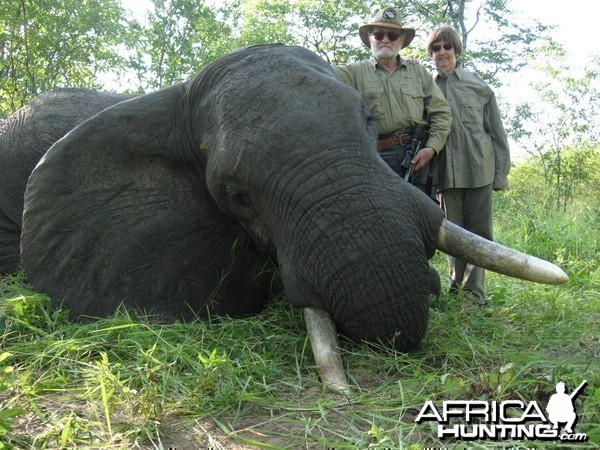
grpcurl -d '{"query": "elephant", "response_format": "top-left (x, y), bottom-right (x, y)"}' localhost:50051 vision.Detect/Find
top-left (18, 45), bottom-right (566, 369)
top-left (0, 89), bottom-right (134, 274)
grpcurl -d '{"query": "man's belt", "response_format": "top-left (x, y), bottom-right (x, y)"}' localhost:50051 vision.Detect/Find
top-left (377, 126), bottom-right (428, 151)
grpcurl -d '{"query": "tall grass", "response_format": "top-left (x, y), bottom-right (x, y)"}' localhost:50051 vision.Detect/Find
top-left (1, 165), bottom-right (598, 448)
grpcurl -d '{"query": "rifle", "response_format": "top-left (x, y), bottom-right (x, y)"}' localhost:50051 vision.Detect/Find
top-left (400, 125), bottom-right (425, 182)
top-left (569, 380), bottom-right (587, 400)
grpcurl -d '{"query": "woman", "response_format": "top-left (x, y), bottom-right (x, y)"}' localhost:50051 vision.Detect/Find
top-left (426, 26), bottom-right (511, 304)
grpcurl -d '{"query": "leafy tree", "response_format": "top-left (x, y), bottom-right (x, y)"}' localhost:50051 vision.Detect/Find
top-left (506, 47), bottom-right (600, 209)
top-left (0, 0), bottom-right (129, 117)
top-left (126, 0), bottom-right (232, 92)
top-left (293, 0), bottom-right (377, 64)
top-left (500, 144), bottom-right (600, 214)
top-left (222, 0), bottom-right (296, 47)
top-left (212, 0), bottom-right (375, 63)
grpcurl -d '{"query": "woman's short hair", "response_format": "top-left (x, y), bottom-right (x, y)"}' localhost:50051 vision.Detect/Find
top-left (425, 25), bottom-right (462, 57)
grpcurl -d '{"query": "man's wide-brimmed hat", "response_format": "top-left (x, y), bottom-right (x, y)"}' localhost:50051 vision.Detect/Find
top-left (359, 7), bottom-right (415, 49)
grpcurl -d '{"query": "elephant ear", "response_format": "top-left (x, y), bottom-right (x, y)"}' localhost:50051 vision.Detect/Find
top-left (1, 89), bottom-right (133, 274)
top-left (21, 86), bottom-right (271, 320)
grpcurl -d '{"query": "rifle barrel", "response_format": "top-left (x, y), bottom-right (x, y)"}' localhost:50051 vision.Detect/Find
top-left (569, 380), bottom-right (588, 400)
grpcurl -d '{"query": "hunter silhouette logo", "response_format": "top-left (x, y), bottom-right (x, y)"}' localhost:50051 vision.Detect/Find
top-left (415, 380), bottom-right (589, 442)
top-left (546, 380), bottom-right (587, 434)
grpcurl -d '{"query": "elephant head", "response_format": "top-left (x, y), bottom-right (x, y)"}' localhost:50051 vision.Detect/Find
top-left (20, 45), bottom-right (567, 359)
top-left (0, 89), bottom-right (134, 274)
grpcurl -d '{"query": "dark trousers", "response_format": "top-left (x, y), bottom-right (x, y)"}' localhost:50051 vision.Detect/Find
top-left (378, 145), bottom-right (437, 199)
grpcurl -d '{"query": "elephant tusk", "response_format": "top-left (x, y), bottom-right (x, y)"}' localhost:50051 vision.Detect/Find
top-left (437, 219), bottom-right (569, 285)
top-left (303, 308), bottom-right (350, 392)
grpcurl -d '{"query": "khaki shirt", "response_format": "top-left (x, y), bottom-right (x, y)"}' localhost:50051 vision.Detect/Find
top-left (333, 57), bottom-right (452, 153)
top-left (434, 64), bottom-right (511, 190)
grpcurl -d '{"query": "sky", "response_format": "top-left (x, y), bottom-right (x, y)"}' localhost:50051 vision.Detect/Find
top-left (501, 0), bottom-right (597, 86)
top-left (511, 0), bottom-right (597, 63)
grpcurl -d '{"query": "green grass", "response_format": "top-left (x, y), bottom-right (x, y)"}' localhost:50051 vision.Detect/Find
top-left (1, 197), bottom-right (598, 449)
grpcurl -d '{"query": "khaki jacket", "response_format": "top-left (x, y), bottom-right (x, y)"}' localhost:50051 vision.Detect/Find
top-left (334, 57), bottom-right (452, 153)
top-left (434, 63), bottom-right (511, 190)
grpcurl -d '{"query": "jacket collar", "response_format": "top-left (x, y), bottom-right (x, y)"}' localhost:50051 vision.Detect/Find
top-left (370, 55), bottom-right (406, 71)
top-left (433, 61), bottom-right (464, 80)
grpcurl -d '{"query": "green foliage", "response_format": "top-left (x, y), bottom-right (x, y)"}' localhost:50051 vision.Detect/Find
top-left (495, 158), bottom-right (599, 267)
top-left (0, 273), bottom-right (66, 335)
top-left (214, 0), bottom-right (377, 64)
top-left (225, 0), bottom-right (296, 47)
top-left (529, 53), bottom-right (600, 146)
top-left (505, 50), bottom-right (600, 210)
top-left (0, 0), bottom-right (129, 116)
top-left (126, 0), bottom-right (233, 91)
top-left (503, 143), bottom-right (600, 211)
top-left (293, 0), bottom-right (377, 64)
top-left (0, 352), bottom-right (25, 449)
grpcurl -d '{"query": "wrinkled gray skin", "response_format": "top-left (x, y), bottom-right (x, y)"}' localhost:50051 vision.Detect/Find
top-left (0, 89), bottom-right (134, 273)
top-left (21, 45), bottom-right (444, 351)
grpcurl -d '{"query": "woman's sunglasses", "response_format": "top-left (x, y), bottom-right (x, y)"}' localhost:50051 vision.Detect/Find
top-left (371, 31), bottom-right (401, 42)
top-left (432, 43), bottom-right (453, 52)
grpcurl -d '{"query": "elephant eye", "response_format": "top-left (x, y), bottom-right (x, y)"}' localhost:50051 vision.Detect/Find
top-left (231, 190), bottom-right (251, 207)
top-left (224, 182), bottom-right (252, 210)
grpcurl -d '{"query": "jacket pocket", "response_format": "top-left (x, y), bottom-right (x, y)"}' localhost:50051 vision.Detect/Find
top-left (460, 96), bottom-right (483, 123)
top-left (400, 81), bottom-right (424, 100)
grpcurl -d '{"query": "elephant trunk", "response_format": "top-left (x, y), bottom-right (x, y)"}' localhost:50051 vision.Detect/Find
top-left (275, 177), bottom-right (437, 357)
top-left (436, 219), bottom-right (569, 285)
top-left (302, 217), bottom-right (569, 391)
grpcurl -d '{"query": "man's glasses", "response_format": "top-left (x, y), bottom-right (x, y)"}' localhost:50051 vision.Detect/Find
top-left (371, 31), bottom-right (401, 42)
top-left (431, 43), bottom-right (453, 52)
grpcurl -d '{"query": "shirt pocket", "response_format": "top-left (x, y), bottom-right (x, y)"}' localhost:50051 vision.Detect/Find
top-left (362, 86), bottom-right (385, 118)
top-left (400, 80), bottom-right (424, 99)
top-left (460, 96), bottom-right (484, 124)
top-left (399, 80), bottom-right (425, 120)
